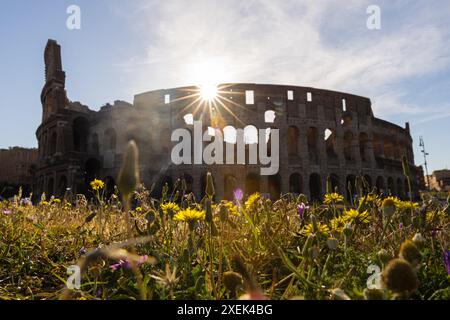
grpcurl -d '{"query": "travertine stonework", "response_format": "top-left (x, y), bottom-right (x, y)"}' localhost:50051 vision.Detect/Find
top-left (35, 40), bottom-right (423, 200)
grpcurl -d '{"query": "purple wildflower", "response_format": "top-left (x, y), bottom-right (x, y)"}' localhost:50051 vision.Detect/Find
top-left (399, 223), bottom-right (403, 230)
top-left (79, 247), bottom-right (86, 255)
top-left (3, 210), bottom-right (12, 216)
top-left (110, 255), bottom-right (149, 271)
top-left (233, 188), bottom-right (244, 202)
top-left (444, 250), bottom-right (450, 275)
top-left (297, 203), bottom-right (308, 220)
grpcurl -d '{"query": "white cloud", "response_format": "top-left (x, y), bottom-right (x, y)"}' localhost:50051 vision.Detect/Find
top-left (118, 0), bottom-right (450, 121)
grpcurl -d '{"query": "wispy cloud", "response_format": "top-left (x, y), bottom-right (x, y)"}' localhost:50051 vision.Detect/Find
top-left (116, 0), bottom-right (450, 121)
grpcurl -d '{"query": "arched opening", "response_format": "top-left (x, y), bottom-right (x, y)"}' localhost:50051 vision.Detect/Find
top-left (309, 173), bottom-right (322, 201)
top-left (376, 176), bottom-right (386, 193)
top-left (57, 175), bottom-right (67, 197)
top-left (346, 175), bottom-right (356, 202)
top-left (287, 126), bottom-right (299, 157)
top-left (85, 158), bottom-right (101, 187)
top-left (264, 110), bottom-right (276, 123)
top-left (325, 128), bottom-right (338, 164)
top-left (104, 128), bottom-right (117, 151)
top-left (104, 176), bottom-right (116, 198)
top-left (342, 113), bottom-right (352, 127)
top-left (359, 133), bottom-right (369, 162)
top-left (154, 175), bottom-right (174, 199)
top-left (289, 173), bottom-right (302, 195)
top-left (387, 177), bottom-right (395, 195)
top-left (269, 174), bottom-right (281, 200)
top-left (373, 134), bottom-right (382, 156)
top-left (50, 132), bottom-right (57, 155)
top-left (307, 127), bottom-right (319, 164)
top-left (244, 125), bottom-right (258, 145)
top-left (330, 174), bottom-right (340, 193)
top-left (344, 131), bottom-right (354, 162)
top-left (200, 173), bottom-right (215, 200)
top-left (363, 175), bottom-right (372, 194)
top-left (245, 172), bottom-right (260, 196)
top-left (182, 174), bottom-right (194, 194)
top-left (224, 174), bottom-right (237, 201)
top-left (73, 117), bottom-right (89, 152)
top-left (47, 178), bottom-right (55, 196)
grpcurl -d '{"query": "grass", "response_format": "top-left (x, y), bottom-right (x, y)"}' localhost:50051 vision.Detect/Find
top-left (0, 181), bottom-right (449, 300)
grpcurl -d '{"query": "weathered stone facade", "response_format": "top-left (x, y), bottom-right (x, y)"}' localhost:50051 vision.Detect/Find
top-left (35, 40), bottom-right (423, 200)
top-left (0, 147), bottom-right (38, 185)
top-left (428, 170), bottom-right (450, 191)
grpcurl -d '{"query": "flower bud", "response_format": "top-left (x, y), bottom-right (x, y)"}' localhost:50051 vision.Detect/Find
top-left (343, 223), bottom-right (353, 237)
top-left (399, 240), bottom-right (421, 267)
top-left (326, 237), bottom-right (338, 250)
top-left (117, 140), bottom-right (140, 199)
top-left (382, 259), bottom-right (418, 294)
top-left (223, 271), bottom-right (243, 293)
top-left (377, 249), bottom-right (391, 265)
top-left (412, 233), bottom-right (425, 247)
top-left (205, 172), bottom-right (215, 198)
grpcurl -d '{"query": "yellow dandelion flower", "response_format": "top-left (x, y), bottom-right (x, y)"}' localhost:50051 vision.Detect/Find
top-left (90, 179), bottom-right (105, 191)
top-left (174, 208), bottom-right (205, 223)
top-left (330, 216), bottom-right (346, 233)
top-left (324, 192), bottom-right (344, 205)
top-left (302, 222), bottom-right (330, 237)
top-left (40, 201), bottom-right (49, 206)
top-left (223, 201), bottom-right (239, 216)
top-left (426, 210), bottom-right (446, 222)
top-left (161, 202), bottom-right (181, 215)
top-left (359, 193), bottom-right (378, 206)
top-left (245, 192), bottom-right (261, 210)
top-left (343, 208), bottom-right (370, 224)
top-left (135, 206), bottom-right (142, 213)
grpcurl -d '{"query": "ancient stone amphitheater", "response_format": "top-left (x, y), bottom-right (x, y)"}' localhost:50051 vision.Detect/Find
top-left (35, 40), bottom-right (423, 201)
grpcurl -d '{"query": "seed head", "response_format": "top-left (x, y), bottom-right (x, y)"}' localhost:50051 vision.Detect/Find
top-left (382, 259), bottom-right (419, 294)
top-left (117, 140), bottom-right (140, 199)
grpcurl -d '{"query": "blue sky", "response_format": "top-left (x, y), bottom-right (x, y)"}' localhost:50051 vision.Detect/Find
top-left (0, 0), bottom-right (449, 173)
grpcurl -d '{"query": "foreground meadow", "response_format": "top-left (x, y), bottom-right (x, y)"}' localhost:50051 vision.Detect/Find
top-left (1, 144), bottom-right (449, 300)
top-left (1, 180), bottom-right (449, 300)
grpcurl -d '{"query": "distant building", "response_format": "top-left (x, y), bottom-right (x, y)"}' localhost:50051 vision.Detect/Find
top-left (0, 147), bottom-right (38, 185)
top-left (428, 170), bottom-right (450, 191)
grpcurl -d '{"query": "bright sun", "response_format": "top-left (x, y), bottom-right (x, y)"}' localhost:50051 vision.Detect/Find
top-left (200, 83), bottom-right (218, 101)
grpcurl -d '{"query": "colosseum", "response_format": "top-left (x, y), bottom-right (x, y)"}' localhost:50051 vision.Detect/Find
top-left (35, 40), bottom-right (424, 201)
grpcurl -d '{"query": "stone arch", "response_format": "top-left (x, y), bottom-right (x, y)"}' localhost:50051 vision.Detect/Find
top-left (73, 117), bottom-right (89, 152)
top-left (57, 175), bottom-right (67, 197)
top-left (329, 173), bottom-right (340, 193)
top-left (325, 128), bottom-right (338, 163)
top-left (85, 158), bottom-right (101, 186)
top-left (346, 174), bottom-right (356, 201)
top-left (376, 176), bottom-right (386, 193)
top-left (104, 128), bottom-right (117, 151)
top-left (307, 127), bottom-right (319, 164)
top-left (268, 173), bottom-right (281, 200)
top-left (224, 174), bottom-right (237, 201)
top-left (359, 132), bottom-right (369, 162)
top-left (289, 173), bottom-right (302, 194)
top-left (183, 174), bottom-right (194, 194)
top-left (373, 134), bottom-right (382, 156)
top-left (104, 176), bottom-right (116, 198)
top-left (363, 175), bottom-right (372, 193)
top-left (245, 172), bottom-right (260, 196)
top-left (309, 173), bottom-right (322, 201)
top-left (387, 177), bottom-right (395, 195)
top-left (344, 131), bottom-right (354, 161)
top-left (287, 126), bottom-right (299, 157)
